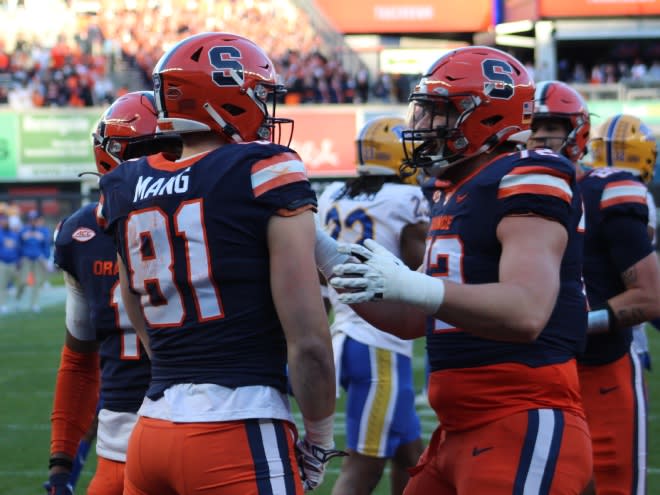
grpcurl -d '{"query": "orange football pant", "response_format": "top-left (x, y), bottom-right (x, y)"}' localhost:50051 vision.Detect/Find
top-left (579, 352), bottom-right (647, 495)
top-left (123, 417), bottom-right (304, 495)
top-left (404, 408), bottom-right (592, 494)
top-left (88, 456), bottom-right (125, 495)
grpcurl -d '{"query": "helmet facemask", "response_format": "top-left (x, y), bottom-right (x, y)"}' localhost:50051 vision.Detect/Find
top-left (93, 127), bottom-right (182, 174)
top-left (251, 82), bottom-right (294, 146)
top-left (402, 93), bottom-right (479, 176)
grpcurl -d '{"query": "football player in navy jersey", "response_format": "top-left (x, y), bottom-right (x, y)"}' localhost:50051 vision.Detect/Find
top-left (321, 47), bottom-right (591, 494)
top-left (97, 32), bottom-right (340, 495)
top-left (45, 91), bottom-right (182, 495)
top-left (574, 113), bottom-right (660, 495)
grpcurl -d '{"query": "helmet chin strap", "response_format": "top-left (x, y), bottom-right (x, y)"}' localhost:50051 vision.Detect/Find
top-left (423, 126), bottom-right (519, 176)
top-left (203, 103), bottom-right (243, 143)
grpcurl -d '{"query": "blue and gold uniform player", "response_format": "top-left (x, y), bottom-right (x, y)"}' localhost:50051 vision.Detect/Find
top-left (98, 32), bottom-right (340, 495)
top-left (578, 114), bottom-right (660, 495)
top-left (46, 91), bottom-right (181, 495)
top-left (318, 116), bottom-right (428, 495)
top-left (325, 46), bottom-right (592, 494)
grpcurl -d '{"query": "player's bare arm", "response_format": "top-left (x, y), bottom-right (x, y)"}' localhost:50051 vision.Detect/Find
top-left (332, 215), bottom-right (567, 343)
top-left (269, 210), bottom-right (336, 421)
top-left (400, 221), bottom-right (428, 269)
top-left (436, 215), bottom-right (566, 342)
top-left (608, 252), bottom-right (660, 329)
top-left (117, 254), bottom-right (152, 359)
top-left (62, 272), bottom-right (99, 354)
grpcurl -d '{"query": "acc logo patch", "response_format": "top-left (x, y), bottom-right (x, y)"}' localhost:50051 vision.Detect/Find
top-left (72, 227), bottom-right (96, 242)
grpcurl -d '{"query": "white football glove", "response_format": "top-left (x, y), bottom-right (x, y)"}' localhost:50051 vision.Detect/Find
top-left (314, 224), bottom-right (349, 280)
top-left (296, 438), bottom-right (347, 491)
top-left (330, 238), bottom-right (445, 314)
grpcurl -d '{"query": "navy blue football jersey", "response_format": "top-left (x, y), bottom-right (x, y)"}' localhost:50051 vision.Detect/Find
top-left (423, 149), bottom-right (587, 371)
top-left (54, 203), bottom-right (150, 412)
top-left (98, 142), bottom-right (316, 399)
top-left (578, 168), bottom-right (653, 365)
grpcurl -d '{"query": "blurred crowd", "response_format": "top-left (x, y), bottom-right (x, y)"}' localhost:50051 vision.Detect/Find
top-left (3, 1), bottom-right (660, 109)
top-left (0, 0), bottom-right (411, 108)
top-left (557, 58), bottom-right (660, 85)
top-left (0, 202), bottom-right (52, 314)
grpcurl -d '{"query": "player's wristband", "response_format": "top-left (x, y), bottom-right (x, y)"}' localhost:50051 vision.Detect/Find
top-left (315, 227), bottom-right (349, 280)
top-left (587, 303), bottom-right (616, 335)
top-left (48, 456), bottom-right (73, 471)
top-left (302, 414), bottom-right (335, 449)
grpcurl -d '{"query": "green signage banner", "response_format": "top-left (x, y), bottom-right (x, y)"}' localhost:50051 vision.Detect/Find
top-left (18, 110), bottom-right (101, 179)
top-left (0, 103), bottom-right (660, 182)
top-left (0, 112), bottom-right (18, 179)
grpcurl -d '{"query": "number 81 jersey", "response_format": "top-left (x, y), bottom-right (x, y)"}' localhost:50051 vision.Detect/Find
top-left (98, 142), bottom-right (317, 400)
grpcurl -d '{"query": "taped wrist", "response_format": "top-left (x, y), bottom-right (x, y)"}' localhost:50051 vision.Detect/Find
top-left (587, 303), bottom-right (616, 334)
top-left (302, 414), bottom-right (335, 449)
top-left (394, 269), bottom-right (446, 315)
top-left (315, 227), bottom-right (349, 280)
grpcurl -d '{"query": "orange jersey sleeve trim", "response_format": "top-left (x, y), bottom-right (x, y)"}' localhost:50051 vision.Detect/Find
top-left (498, 184), bottom-right (572, 203)
top-left (601, 195), bottom-right (648, 209)
top-left (251, 152), bottom-right (308, 197)
top-left (50, 345), bottom-right (100, 457)
top-left (95, 197), bottom-right (107, 229)
top-left (507, 165), bottom-right (571, 180)
top-left (275, 204), bottom-right (316, 217)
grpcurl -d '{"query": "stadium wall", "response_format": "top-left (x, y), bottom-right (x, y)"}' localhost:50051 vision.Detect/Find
top-left (1, 102), bottom-right (660, 182)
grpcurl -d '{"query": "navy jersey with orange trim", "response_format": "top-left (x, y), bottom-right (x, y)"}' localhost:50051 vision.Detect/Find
top-left (54, 203), bottom-right (150, 412)
top-left (425, 149), bottom-right (586, 371)
top-left (578, 168), bottom-right (652, 365)
top-left (98, 142), bottom-right (316, 400)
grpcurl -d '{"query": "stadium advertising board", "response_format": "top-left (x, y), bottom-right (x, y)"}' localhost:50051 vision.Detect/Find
top-left (18, 112), bottom-right (98, 179)
top-left (0, 113), bottom-right (18, 178)
top-left (313, 0), bottom-right (493, 33)
top-left (539, 0), bottom-right (660, 17)
top-left (504, 0), bottom-right (538, 22)
top-left (2, 102), bottom-right (660, 181)
top-left (279, 106), bottom-right (359, 177)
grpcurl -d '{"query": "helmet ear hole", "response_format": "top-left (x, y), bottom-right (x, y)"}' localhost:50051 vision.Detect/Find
top-left (222, 104), bottom-right (245, 116)
top-left (191, 47), bottom-right (203, 62)
top-left (482, 115), bottom-right (503, 127)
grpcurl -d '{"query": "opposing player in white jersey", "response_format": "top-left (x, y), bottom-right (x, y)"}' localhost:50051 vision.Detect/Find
top-left (317, 116), bottom-right (429, 495)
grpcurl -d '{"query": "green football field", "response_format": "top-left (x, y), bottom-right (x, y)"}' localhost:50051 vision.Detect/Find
top-left (2, 304), bottom-right (659, 495)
